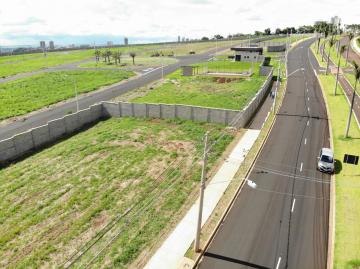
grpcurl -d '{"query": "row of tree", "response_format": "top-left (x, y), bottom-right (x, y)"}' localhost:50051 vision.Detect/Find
top-left (94, 49), bottom-right (137, 65)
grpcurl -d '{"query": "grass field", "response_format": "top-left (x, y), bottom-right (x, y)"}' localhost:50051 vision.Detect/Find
top-left (79, 56), bottom-right (177, 68)
top-left (0, 50), bottom-right (95, 78)
top-left (267, 34), bottom-right (310, 44)
top-left (130, 61), bottom-right (265, 110)
top-left (318, 75), bottom-right (360, 269)
top-left (0, 117), bottom-right (234, 268)
top-left (0, 70), bottom-right (134, 120)
top-left (0, 39), bottom-right (239, 78)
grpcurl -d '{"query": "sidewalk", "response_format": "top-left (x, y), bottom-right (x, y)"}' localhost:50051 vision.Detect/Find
top-left (143, 129), bottom-right (261, 269)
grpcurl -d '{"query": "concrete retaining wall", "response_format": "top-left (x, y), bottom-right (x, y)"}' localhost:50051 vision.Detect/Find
top-left (0, 72), bottom-right (273, 165)
top-left (0, 104), bottom-right (103, 164)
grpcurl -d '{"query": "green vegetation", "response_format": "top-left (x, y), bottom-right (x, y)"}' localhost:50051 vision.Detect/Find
top-left (79, 56), bottom-right (177, 68)
top-left (267, 34), bottom-right (310, 44)
top-left (0, 70), bottom-right (134, 120)
top-left (314, 36), bottom-right (350, 69)
top-left (0, 50), bottom-right (94, 78)
top-left (132, 61), bottom-right (265, 110)
top-left (318, 75), bottom-right (360, 269)
top-left (0, 40), bottom-right (236, 78)
top-left (0, 117), bottom-right (233, 268)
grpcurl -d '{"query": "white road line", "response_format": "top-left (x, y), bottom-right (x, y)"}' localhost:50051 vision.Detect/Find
top-left (307, 97), bottom-right (310, 101)
top-left (276, 257), bottom-right (282, 269)
top-left (142, 66), bottom-right (163, 76)
top-left (306, 88), bottom-right (309, 93)
top-left (291, 199), bottom-right (296, 213)
top-left (300, 162), bottom-right (303, 172)
top-left (304, 138), bottom-right (307, 145)
top-left (307, 120), bottom-right (310, 126)
top-left (307, 107), bottom-right (310, 112)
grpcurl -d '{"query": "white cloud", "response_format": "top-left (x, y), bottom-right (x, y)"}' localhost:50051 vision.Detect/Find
top-left (0, 0), bottom-right (358, 46)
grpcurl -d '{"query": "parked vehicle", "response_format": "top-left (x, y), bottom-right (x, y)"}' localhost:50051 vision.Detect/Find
top-left (317, 148), bottom-right (335, 173)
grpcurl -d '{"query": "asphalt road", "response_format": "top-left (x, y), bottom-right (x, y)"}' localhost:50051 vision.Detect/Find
top-left (0, 49), bottom-right (218, 141)
top-left (197, 38), bottom-right (331, 269)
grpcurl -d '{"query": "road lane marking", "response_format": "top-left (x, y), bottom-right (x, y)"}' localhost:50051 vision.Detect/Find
top-left (291, 199), bottom-right (296, 213)
top-left (276, 257), bottom-right (282, 269)
top-left (304, 138), bottom-right (307, 145)
top-left (306, 88), bottom-right (309, 93)
top-left (308, 97), bottom-right (310, 101)
top-left (300, 162), bottom-right (303, 172)
top-left (307, 120), bottom-right (310, 126)
top-left (307, 107), bottom-right (310, 112)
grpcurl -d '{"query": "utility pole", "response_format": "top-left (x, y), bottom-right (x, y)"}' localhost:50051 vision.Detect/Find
top-left (194, 131), bottom-right (209, 253)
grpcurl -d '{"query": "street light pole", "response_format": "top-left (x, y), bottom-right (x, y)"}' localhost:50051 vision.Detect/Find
top-left (194, 131), bottom-right (209, 253)
top-left (345, 80), bottom-right (357, 137)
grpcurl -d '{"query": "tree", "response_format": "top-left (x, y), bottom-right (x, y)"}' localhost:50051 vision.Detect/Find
top-left (334, 45), bottom-right (347, 95)
top-left (213, 34), bottom-right (223, 40)
top-left (345, 61), bottom-right (360, 137)
top-left (254, 31), bottom-right (263, 36)
top-left (113, 51), bottom-right (122, 65)
top-left (201, 36), bottom-right (209, 41)
top-left (345, 32), bottom-right (354, 65)
top-left (94, 49), bottom-right (101, 63)
top-left (264, 28), bottom-right (271, 35)
top-left (130, 52), bottom-right (136, 65)
top-left (275, 28), bottom-right (281, 35)
top-left (325, 37), bottom-right (336, 75)
top-left (101, 51), bottom-right (107, 62)
top-left (105, 49), bottom-right (112, 63)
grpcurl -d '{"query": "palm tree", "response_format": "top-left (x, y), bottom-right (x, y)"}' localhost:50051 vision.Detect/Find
top-left (105, 49), bottom-right (112, 63)
top-left (334, 45), bottom-right (347, 95)
top-left (94, 49), bottom-right (101, 63)
top-left (326, 37), bottom-right (336, 75)
top-left (316, 37), bottom-right (321, 54)
top-left (130, 52), bottom-right (136, 65)
top-left (345, 61), bottom-right (360, 137)
top-left (101, 51), bottom-right (107, 63)
top-left (321, 29), bottom-right (329, 62)
top-left (345, 32), bottom-right (354, 65)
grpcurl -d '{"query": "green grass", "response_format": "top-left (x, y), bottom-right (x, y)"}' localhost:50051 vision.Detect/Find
top-left (311, 41), bottom-right (327, 68)
top-left (357, 37), bottom-right (360, 48)
top-left (79, 56), bottom-right (177, 68)
top-left (132, 62), bottom-right (265, 110)
top-left (267, 34), bottom-right (311, 44)
top-left (0, 117), bottom-right (234, 268)
top-left (0, 40), bottom-right (238, 78)
top-left (318, 74), bottom-right (360, 269)
top-left (0, 70), bottom-right (134, 120)
top-left (196, 59), bottom-right (261, 74)
top-left (0, 50), bottom-right (95, 78)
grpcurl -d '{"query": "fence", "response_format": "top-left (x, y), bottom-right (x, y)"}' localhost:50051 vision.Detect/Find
top-left (0, 71), bottom-right (273, 165)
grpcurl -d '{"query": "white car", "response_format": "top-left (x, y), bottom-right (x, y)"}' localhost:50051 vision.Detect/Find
top-left (317, 148), bottom-right (335, 173)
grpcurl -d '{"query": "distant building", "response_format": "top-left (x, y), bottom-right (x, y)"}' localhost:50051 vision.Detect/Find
top-left (231, 47), bottom-right (263, 62)
top-left (124, 37), bottom-right (128, 45)
top-left (331, 16), bottom-right (340, 26)
top-left (40, 41), bottom-right (46, 49)
top-left (49, 41), bottom-right (55, 50)
top-left (178, 36), bottom-right (181, 43)
top-left (182, 37), bottom-right (185, 42)
top-left (107, 41), bottom-right (113, 47)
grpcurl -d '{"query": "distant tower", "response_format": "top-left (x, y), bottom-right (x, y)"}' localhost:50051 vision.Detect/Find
top-left (107, 41), bottom-right (113, 47)
top-left (124, 37), bottom-right (129, 45)
top-left (40, 41), bottom-right (46, 49)
top-left (49, 41), bottom-right (55, 50)
top-left (178, 36), bottom-right (181, 43)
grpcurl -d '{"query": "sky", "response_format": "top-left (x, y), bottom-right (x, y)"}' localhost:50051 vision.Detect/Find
top-left (0, 0), bottom-right (359, 47)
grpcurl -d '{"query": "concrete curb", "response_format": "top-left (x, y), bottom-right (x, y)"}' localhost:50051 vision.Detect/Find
top-left (350, 37), bottom-right (360, 57)
top-left (316, 74), bottom-right (335, 269)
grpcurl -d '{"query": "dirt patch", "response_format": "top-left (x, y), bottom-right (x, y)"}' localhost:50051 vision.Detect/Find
top-left (109, 140), bottom-right (145, 150)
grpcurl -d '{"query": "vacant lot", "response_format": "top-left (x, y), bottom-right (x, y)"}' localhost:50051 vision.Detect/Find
top-left (0, 117), bottom-right (233, 268)
top-left (79, 56), bottom-right (177, 69)
top-left (129, 61), bottom-right (265, 110)
top-left (319, 75), bottom-right (360, 269)
top-left (0, 70), bottom-right (134, 120)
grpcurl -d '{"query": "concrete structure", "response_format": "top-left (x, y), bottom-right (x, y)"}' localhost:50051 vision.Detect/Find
top-left (181, 66), bottom-right (199, 76)
top-left (40, 41), bottom-right (46, 49)
top-left (107, 41), bottom-right (113, 47)
top-left (124, 37), bottom-right (128, 46)
top-left (0, 71), bottom-right (272, 165)
top-left (231, 47), bottom-right (263, 62)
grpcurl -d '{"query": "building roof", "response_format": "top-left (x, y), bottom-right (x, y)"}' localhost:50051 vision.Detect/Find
top-left (230, 47), bottom-right (263, 52)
